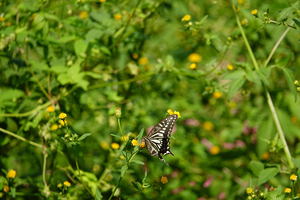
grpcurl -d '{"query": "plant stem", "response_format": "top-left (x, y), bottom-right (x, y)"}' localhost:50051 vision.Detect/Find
top-left (43, 152), bottom-right (48, 187)
top-left (0, 127), bottom-right (43, 148)
top-left (72, 145), bottom-right (96, 199)
top-left (108, 176), bottom-right (123, 200)
top-left (118, 118), bottom-right (124, 137)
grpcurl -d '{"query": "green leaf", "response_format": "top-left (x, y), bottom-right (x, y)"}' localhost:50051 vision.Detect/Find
top-left (48, 65), bottom-right (69, 73)
top-left (245, 69), bottom-right (261, 85)
top-left (277, 6), bottom-right (293, 22)
top-left (11, 187), bottom-right (16, 198)
top-left (0, 89), bottom-right (25, 103)
top-left (121, 165), bottom-right (128, 177)
top-left (44, 13), bottom-right (60, 21)
top-left (227, 76), bottom-right (245, 100)
top-left (257, 168), bottom-right (279, 185)
top-left (74, 39), bottom-right (88, 58)
top-left (275, 54), bottom-right (292, 67)
top-left (137, 128), bottom-right (144, 140)
top-left (255, 68), bottom-right (269, 86)
top-left (76, 79), bottom-right (89, 91)
top-left (222, 70), bottom-right (246, 80)
top-left (95, 188), bottom-right (103, 200)
top-left (130, 160), bottom-right (144, 165)
top-left (292, 18), bottom-right (300, 31)
top-left (131, 182), bottom-right (140, 191)
top-left (85, 29), bottom-right (103, 44)
top-left (78, 133), bottom-right (91, 141)
top-left (249, 161), bottom-right (264, 177)
top-left (54, 35), bottom-right (77, 44)
top-left (282, 68), bottom-right (297, 101)
top-left (110, 134), bottom-right (121, 138)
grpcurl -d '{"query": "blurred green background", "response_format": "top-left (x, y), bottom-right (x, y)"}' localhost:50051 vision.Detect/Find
top-left (1, 0), bottom-right (300, 199)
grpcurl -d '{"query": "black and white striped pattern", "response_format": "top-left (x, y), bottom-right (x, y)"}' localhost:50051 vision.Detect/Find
top-left (143, 114), bottom-right (178, 166)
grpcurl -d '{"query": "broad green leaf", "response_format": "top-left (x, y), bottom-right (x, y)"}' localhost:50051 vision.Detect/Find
top-left (99, 46), bottom-right (111, 55)
top-left (78, 133), bottom-right (91, 141)
top-left (245, 69), bottom-right (261, 85)
top-left (11, 187), bottom-right (16, 198)
top-left (257, 168), bottom-right (279, 185)
top-left (95, 188), bottom-right (103, 200)
top-left (0, 89), bottom-right (25, 103)
top-left (55, 35), bottom-right (77, 44)
top-left (275, 54), bottom-right (292, 67)
top-left (227, 76), bottom-right (245, 100)
top-left (257, 117), bottom-right (274, 158)
top-left (76, 79), bottom-right (89, 91)
top-left (249, 161), bottom-right (264, 177)
top-left (84, 71), bottom-right (102, 79)
top-left (30, 60), bottom-right (49, 70)
top-left (256, 68), bottom-right (269, 86)
top-left (282, 67), bottom-right (297, 101)
top-left (49, 65), bottom-right (69, 73)
top-left (277, 6), bottom-right (293, 22)
top-left (44, 13), bottom-right (60, 21)
top-left (74, 39), bottom-right (88, 57)
top-left (121, 165), bottom-right (128, 177)
top-left (222, 70), bottom-right (246, 80)
top-left (130, 160), bottom-right (144, 165)
top-left (137, 128), bottom-right (144, 140)
top-left (131, 182), bottom-right (140, 191)
top-left (85, 29), bottom-right (103, 44)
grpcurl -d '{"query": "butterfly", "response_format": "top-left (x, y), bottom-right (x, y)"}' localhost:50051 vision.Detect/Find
top-left (143, 114), bottom-right (178, 166)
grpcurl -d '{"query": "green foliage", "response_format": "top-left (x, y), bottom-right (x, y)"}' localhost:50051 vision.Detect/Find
top-left (1, 0), bottom-right (300, 199)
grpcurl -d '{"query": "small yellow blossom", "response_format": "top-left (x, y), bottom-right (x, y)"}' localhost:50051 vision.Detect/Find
top-left (241, 19), bottom-right (248, 25)
top-left (57, 183), bottom-right (62, 188)
top-left (203, 121), bottom-right (214, 131)
top-left (51, 124), bottom-right (58, 131)
top-left (111, 143), bottom-right (120, 150)
top-left (4, 185), bottom-right (9, 193)
top-left (0, 17), bottom-right (5, 22)
top-left (294, 80), bottom-right (299, 86)
top-left (47, 106), bottom-right (54, 112)
top-left (167, 109), bottom-right (174, 115)
top-left (291, 116), bottom-right (297, 123)
top-left (290, 174), bottom-right (297, 181)
top-left (251, 9), bottom-right (258, 16)
top-left (100, 0), bottom-right (106, 2)
top-left (132, 139), bottom-right (138, 146)
top-left (64, 181), bottom-right (71, 187)
top-left (246, 187), bottom-right (253, 194)
top-left (6, 22), bottom-right (11, 26)
top-left (261, 152), bottom-right (269, 160)
top-left (64, 134), bottom-right (69, 138)
top-left (174, 111), bottom-right (181, 118)
top-left (119, 155), bottom-right (125, 160)
top-left (139, 142), bottom-right (145, 148)
top-left (161, 176), bottom-right (168, 184)
top-left (182, 14), bottom-right (191, 21)
top-left (213, 91), bottom-right (222, 99)
top-left (59, 119), bottom-right (67, 126)
top-left (121, 135), bottom-right (128, 141)
top-left (190, 63), bottom-right (196, 69)
top-left (227, 64), bottom-right (234, 71)
top-left (237, 0), bottom-right (245, 5)
top-left (79, 11), bottom-right (89, 19)
top-left (132, 53), bottom-right (139, 59)
top-left (59, 112), bottom-right (67, 119)
top-left (138, 57), bottom-right (149, 65)
top-left (0, 2), bottom-right (2, 6)
top-left (114, 14), bottom-right (122, 20)
top-left (284, 188), bottom-right (291, 193)
top-left (188, 53), bottom-right (202, 63)
top-left (210, 146), bottom-right (220, 155)
top-left (115, 107), bottom-right (121, 118)
top-left (7, 170), bottom-right (16, 179)
top-left (100, 141), bottom-right (109, 150)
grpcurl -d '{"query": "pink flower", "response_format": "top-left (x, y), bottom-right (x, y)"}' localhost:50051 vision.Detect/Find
top-left (197, 198), bottom-right (206, 200)
top-left (184, 118), bottom-right (200, 127)
top-left (201, 138), bottom-right (213, 149)
top-left (203, 176), bottom-right (214, 188)
top-left (171, 170), bottom-right (178, 178)
top-left (219, 192), bottom-right (226, 200)
top-left (223, 142), bottom-right (235, 149)
top-left (189, 181), bottom-right (196, 186)
top-left (235, 140), bottom-right (245, 148)
top-left (171, 186), bottom-right (186, 194)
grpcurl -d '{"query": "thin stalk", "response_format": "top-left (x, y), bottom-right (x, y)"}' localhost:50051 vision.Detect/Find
top-left (118, 118), bottom-right (124, 137)
top-left (43, 153), bottom-right (48, 187)
top-left (229, 0), bottom-right (294, 169)
top-left (72, 146), bottom-right (95, 199)
top-left (0, 127), bottom-right (43, 149)
top-left (108, 176), bottom-right (123, 200)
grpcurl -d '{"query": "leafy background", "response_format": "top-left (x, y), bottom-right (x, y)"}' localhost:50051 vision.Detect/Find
top-left (1, 0), bottom-right (300, 199)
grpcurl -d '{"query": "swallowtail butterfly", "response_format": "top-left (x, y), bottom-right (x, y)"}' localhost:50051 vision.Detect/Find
top-left (143, 114), bottom-right (178, 166)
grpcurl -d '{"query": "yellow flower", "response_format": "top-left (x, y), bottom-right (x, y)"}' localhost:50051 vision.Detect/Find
top-left (284, 188), bottom-right (291, 193)
top-left (132, 139), bottom-right (138, 146)
top-left (294, 80), bottom-right (299, 86)
top-left (290, 174), bottom-right (297, 181)
top-left (59, 112), bottom-right (67, 119)
top-left (121, 135), bottom-right (127, 142)
top-left (182, 14), bottom-right (191, 21)
top-left (132, 53), bottom-right (139, 59)
top-left (64, 181), bottom-right (71, 187)
top-left (138, 57), bottom-right (149, 65)
top-left (111, 143), bottom-right (120, 150)
top-left (6, 22), bottom-right (11, 26)
top-left (0, 16), bottom-right (5, 22)
top-left (4, 185), bottom-right (9, 193)
top-left (210, 146), bottom-right (220, 155)
top-left (237, 0), bottom-right (245, 4)
top-left (213, 91), bottom-right (222, 99)
top-left (227, 64), bottom-right (234, 71)
top-left (100, 0), bottom-right (106, 2)
top-left (203, 121), bottom-right (214, 131)
top-left (139, 142), bottom-right (145, 148)
top-left (51, 124), bottom-right (58, 131)
top-left (241, 19), bottom-right (248, 25)
top-left (100, 141), bottom-right (109, 150)
top-left (246, 187), bottom-right (253, 194)
top-left (190, 63), bottom-right (196, 69)
top-left (7, 170), bottom-right (16, 178)
top-left (167, 109), bottom-right (174, 115)
top-left (161, 176), bottom-right (168, 184)
top-left (174, 111), bottom-right (181, 118)
top-left (119, 155), bottom-right (125, 160)
top-left (261, 152), bottom-right (269, 160)
top-left (0, 2), bottom-right (2, 6)
top-left (79, 11), bottom-right (89, 19)
top-left (64, 134), bottom-right (69, 138)
top-left (251, 9), bottom-right (258, 15)
top-left (188, 53), bottom-right (202, 63)
top-left (57, 183), bottom-right (62, 188)
top-left (59, 119), bottom-right (67, 126)
top-left (115, 107), bottom-right (121, 118)
top-left (114, 14), bottom-right (122, 20)
top-left (47, 106), bottom-right (54, 112)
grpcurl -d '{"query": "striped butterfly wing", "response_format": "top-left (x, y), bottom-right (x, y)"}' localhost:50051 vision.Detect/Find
top-left (143, 114), bottom-right (178, 166)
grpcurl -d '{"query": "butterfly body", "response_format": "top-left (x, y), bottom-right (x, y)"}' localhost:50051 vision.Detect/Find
top-left (143, 114), bottom-right (178, 166)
